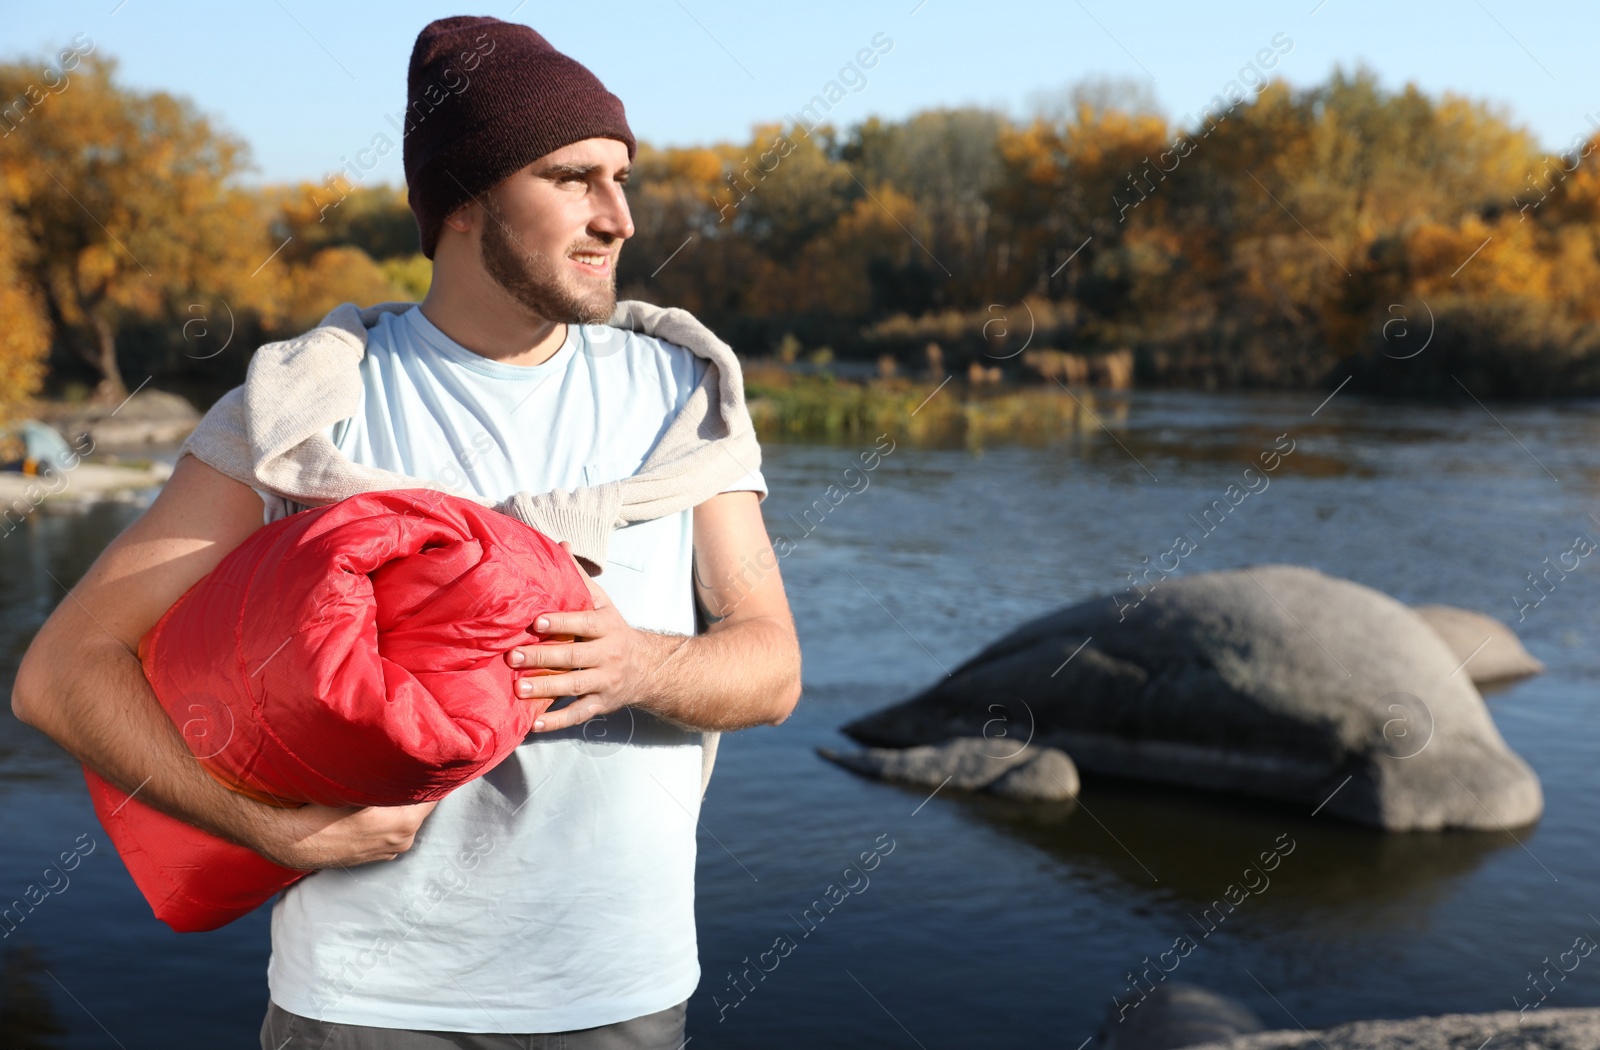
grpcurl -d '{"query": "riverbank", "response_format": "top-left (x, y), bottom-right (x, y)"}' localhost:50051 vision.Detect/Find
top-left (0, 389), bottom-right (190, 516)
top-left (744, 364), bottom-right (1122, 448)
top-left (0, 459), bottom-right (172, 507)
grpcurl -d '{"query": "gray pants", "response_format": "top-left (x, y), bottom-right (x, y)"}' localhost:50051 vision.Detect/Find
top-left (259, 998), bottom-right (688, 1050)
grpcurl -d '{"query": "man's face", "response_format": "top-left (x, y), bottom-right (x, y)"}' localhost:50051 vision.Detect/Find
top-left (475, 137), bottom-right (634, 325)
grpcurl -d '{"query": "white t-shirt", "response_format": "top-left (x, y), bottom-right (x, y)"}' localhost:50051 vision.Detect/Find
top-left (260, 305), bottom-right (766, 1032)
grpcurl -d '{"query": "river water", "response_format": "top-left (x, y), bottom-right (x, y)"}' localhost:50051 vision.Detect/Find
top-left (2, 389), bottom-right (1598, 1047)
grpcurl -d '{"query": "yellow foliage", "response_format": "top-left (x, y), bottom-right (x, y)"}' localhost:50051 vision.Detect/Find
top-left (279, 247), bottom-right (414, 330)
top-left (381, 254), bottom-right (433, 302)
top-left (0, 210), bottom-right (49, 425)
top-left (4, 48), bottom-right (1600, 398)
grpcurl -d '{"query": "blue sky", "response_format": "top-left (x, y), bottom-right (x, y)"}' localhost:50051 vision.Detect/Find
top-left (6, 0), bottom-right (1599, 186)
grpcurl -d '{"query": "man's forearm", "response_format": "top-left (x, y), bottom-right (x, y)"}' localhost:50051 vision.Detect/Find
top-left (11, 455), bottom-right (440, 875)
top-left (632, 616), bottom-right (801, 732)
top-left (15, 635), bottom-right (280, 850)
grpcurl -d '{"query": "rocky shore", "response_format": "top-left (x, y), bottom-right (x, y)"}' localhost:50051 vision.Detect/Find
top-left (1099, 983), bottom-right (1598, 1050)
top-left (0, 459), bottom-right (173, 510)
top-left (1190, 1009), bottom-right (1600, 1049)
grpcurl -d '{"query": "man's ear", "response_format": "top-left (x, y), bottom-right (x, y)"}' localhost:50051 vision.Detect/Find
top-left (443, 200), bottom-right (479, 234)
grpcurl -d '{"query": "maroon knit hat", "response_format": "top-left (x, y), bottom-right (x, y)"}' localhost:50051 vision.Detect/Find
top-left (402, 16), bottom-right (636, 259)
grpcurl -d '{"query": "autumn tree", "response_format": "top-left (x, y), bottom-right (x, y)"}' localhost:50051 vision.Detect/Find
top-left (840, 109), bottom-right (1004, 310)
top-left (0, 50), bottom-right (268, 400)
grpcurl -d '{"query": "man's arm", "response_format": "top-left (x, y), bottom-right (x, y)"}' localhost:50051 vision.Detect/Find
top-left (10, 453), bottom-right (436, 870)
top-left (509, 490), bottom-right (802, 732)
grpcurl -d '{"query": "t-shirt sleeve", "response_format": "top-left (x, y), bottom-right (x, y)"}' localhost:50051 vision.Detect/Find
top-left (721, 461), bottom-right (768, 498)
top-left (256, 489), bottom-right (289, 524)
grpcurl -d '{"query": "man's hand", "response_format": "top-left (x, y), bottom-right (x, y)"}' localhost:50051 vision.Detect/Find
top-left (252, 800), bottom-right (440, 871)
top-left (502, 492), bottom-right (801, 735)
top-left (506, 543), bottom-right (688, 733)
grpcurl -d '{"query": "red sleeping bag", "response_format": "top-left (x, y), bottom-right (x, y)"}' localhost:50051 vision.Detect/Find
top-left (84, 489), bottom-right (592, 932)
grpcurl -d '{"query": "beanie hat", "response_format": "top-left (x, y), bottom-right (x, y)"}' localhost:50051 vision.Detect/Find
top-left (402, 16), bottom-right (636, 259)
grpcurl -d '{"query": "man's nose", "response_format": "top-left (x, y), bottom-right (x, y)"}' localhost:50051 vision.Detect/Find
top-left (590, 181), bottom-right (634, 241)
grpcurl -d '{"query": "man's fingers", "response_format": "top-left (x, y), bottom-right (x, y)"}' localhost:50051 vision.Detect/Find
top-left (517, 670), bottom-right (598, 701)
top-left (536, 610), bottom-right (605, 639)
top-left (532, 699), bottom-right (601, 734)
top-left (507, 640), bottom-right (599, 670)
top-left (282, 799), bottom-right (441, 870)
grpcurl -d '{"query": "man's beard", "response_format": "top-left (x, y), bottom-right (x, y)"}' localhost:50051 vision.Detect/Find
top-left (478, 201), bottom-right (617, 325)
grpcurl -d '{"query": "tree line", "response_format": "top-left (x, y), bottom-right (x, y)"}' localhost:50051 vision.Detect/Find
top-left (2, 47), bottom-right (1598, 423)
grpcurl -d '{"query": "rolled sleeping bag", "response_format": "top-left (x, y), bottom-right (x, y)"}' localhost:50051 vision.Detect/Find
top-left (84, 489), bottom-right (592, 932)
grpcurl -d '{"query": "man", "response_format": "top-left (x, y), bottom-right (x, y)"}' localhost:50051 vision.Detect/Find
top-left (11, 15), bottom-right (801, 1049)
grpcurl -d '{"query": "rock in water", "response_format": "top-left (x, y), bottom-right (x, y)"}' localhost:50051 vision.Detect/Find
top-left (841, 565), bottom-right (1542, 831)
top-left (817, 737), bottom-right (1079, 801)
top-left (1412, 604), bottom-right (1545, 685)
top-left (986, 748), bottom-right (1080, 801)
top-left (1100, 983), bottom-right (1263, 1050)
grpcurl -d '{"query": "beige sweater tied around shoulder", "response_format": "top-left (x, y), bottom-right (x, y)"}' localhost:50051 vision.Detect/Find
top-left (179, 298), bottom-right (765, 796)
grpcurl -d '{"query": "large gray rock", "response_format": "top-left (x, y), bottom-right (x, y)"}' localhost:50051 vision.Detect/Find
top-left (842, 565), bottom-right (1542, 831)
top-left (1100, 983), bottom-right (1263, 1050)
top-left (818, 737), bottom-right (1079, 801)
top-left (1187, 1008), bottom-right (1600, 1049)
top-left (1413, 604), bottom-right (1545, 685)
